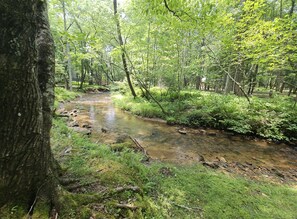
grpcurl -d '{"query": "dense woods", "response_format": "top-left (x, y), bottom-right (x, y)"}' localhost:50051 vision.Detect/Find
top-left (49, 0), bottom-right (297, 96)
top-left (1, 0), bottom-right (297, 218)
top-left (48, 0), bottom-right (297, 142)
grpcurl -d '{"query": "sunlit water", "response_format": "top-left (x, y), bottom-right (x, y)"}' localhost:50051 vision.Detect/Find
top-left (66, 93), bottom-right (297, 171)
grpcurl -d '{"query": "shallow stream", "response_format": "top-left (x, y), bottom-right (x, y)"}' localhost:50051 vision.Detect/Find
top-left (65, 93), bottom-right (297, 181)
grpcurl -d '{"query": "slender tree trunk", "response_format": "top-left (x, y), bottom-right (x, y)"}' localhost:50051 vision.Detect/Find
top-left (224, 66), bottom-right (233, 94)
top-left (0, 0), bottom-right (56, 208)
top-left (61, 0), bottom-right (73, 90)
top-left (196, 76), bottom-right (202, 90)
top-left (234, 66), bottom-right (244, 96)
top-left (288, 87), bottom-right (293, 96)
top-left (290, 0), bottom-right (295, 16)
top-left (248, 64), bottom-right (258, 95)
top-left (80, 59), bottom-right (86, 89)
top-left (280, 82), bottom-right (285, 93)
top-left (113, 0), bottom-right (136, 97)
top-left (280, 0), bottom-right (283, 18)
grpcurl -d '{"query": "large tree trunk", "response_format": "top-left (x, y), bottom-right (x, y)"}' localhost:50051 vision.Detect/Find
top-left (0, 0), bottom-right (56, 208)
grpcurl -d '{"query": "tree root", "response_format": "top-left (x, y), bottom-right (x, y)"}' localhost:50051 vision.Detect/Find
top-left (59, 178), bottom-right (80, 186)
top-left (67, 181), bottom-right (99, 192)
top-left (69, 185), bottom-right (142, 206)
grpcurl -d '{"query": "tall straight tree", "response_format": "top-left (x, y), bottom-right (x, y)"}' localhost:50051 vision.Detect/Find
top-left (0, 0), bottom-right (57, 209)
top-left (61, 0), bottom-right (73, 90)
top-left (113, 0), bottom-right (137, 97)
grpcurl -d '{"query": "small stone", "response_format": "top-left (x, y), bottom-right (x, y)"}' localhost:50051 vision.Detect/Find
top-left (217, 156), bottom-right (227, 163)
top-left (197, 154), bottom-right (205, 162)
top-left (200, 129), bottom-right (206, 134)
top-left (206, 131), bottom-right (217, 136)
top-left (69, 121), bottom-right (79, 127)
top-left (82, 123), bottom-right (92, 129)
top-left (101, 127), bottom-right (108, 133)
top-left (178, 128), bottom-right (187, 134)
top-left (202, 161), bottom-right (219, 169)
top-left (63, 147), bottom-right (72, 154)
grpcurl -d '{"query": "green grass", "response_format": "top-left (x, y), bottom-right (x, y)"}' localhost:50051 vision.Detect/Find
top-left (50, 118), bottom-right (297, 218)
top-left (2, 88), bottom-right (296, 218)
top-left (54, 87), bottom-right (79, 108)
top-left (4, 117), bottom-right (296, 218)
top-left (112, 87), bottom-right (297, 143)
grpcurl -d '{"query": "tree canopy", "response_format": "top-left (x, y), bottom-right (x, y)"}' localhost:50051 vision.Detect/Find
top-left (48, 0), bottom-right (297, 96)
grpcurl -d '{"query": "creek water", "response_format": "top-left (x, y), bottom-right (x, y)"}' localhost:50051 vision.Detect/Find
top-left (65, 93), bottom-right (297, 173)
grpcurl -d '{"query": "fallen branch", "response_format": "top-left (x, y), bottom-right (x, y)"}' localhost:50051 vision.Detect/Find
top-left (67, 181), bottom-right (99, 192)
top-left (205, 44), bottom-right (250, 103)
top-left (122, 48), bottom-right (167, 115)
top-left (129, 136), bottom-right (150, 158)
top-left (171, 202), bottom-right (202, 211)
top-left (170, 201), bottom-right (203, 218)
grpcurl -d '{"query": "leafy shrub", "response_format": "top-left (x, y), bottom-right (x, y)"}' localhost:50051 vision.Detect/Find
top-left (185, 110), bottom-right (215, 127)
top-left (112, 87), bottom-right (297, 142)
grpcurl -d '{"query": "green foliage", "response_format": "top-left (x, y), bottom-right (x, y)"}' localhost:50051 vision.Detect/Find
top-left (113, 88), bottom-right (297, 142)
top-left (54, 87), bottom-right (79, 108)
top-left (112, 93), bottom-right (165, 119)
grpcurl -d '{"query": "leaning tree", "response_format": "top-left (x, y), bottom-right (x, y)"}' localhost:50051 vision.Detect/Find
top-left (0, 0), bottom-right (57, 211)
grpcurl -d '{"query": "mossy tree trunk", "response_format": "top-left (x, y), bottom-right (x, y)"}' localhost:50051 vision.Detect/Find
top-left (0, 0), bottom-right (56, 208)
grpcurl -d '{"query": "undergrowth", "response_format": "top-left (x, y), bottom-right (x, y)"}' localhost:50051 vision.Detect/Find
top-left (41, 119), bottom-right (297, 218)
top-left (113, 86), bottom-right (297, 143)
top-left (54, 87), bottom-right (80, 108)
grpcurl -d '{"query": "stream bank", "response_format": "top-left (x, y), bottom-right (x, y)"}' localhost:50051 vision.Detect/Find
top-left (58, 92), bottom-right (297, 185)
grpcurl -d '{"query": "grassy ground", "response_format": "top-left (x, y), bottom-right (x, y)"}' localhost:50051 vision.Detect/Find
top-left (2, 88), bottom-right (297, 218)
top-left (36, 119), bottom-right (297, 218)
top-left (112, 86), bottom-right (297, 143)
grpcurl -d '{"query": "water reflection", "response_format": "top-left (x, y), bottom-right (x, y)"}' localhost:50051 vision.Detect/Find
top-left (66, 93), bottom-right (297, 171)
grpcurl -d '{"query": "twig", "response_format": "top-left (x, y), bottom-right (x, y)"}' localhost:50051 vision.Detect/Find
top-left (172, 202), bottom-right (202, 211)
top-left (163, 0), bottom-right (183, 21)
top-left (170, 201), bottom-right (203, 218)
top-left (26, 179), bottom-right (49, 217)
top-left (129, 136), bottom-right (150, 158)
top-left (115, 203), bottom-right (139, 210)
top-left (66, 181), bottom-right (99, 191)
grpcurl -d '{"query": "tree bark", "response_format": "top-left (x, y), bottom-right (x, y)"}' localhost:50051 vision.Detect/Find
top-left (0, 0), bottom-right (56, 207)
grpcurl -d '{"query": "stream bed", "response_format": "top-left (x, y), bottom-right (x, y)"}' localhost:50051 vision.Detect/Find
top-left (63, 93), bottom-right (297, 184)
